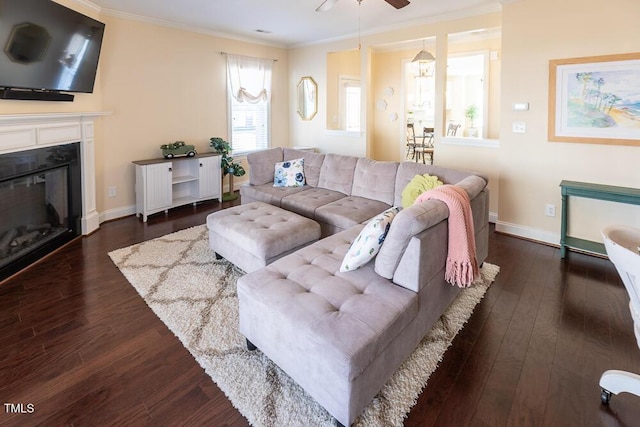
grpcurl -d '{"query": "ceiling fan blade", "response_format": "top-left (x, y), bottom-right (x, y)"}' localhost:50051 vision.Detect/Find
top-left (385, 0), bottom-right (410, 9)
top-left (316, 0), bottom-right (339, 12)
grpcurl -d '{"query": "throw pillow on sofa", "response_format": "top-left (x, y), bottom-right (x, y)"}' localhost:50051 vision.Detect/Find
top-left (340, 206), bottom-right (401, 272)
top-left (274, 158), bottom-right (305, 187)
top-left (401, 173), bottom-right (443, 208)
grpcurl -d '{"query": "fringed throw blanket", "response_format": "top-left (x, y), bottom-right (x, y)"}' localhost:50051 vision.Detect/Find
top-left (414, 184), bottom-right (479, 287)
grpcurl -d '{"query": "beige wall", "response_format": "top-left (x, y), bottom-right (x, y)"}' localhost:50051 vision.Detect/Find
top-left (498, 0), bottom-right (640, 244)
top-left (289, 2), bottom-right (640, 245)
top-left (1, 1), bottom-right (289, 220)
top-left (98, 16), bottom-right (289, 217)
top-left (370, 49), bottom-right (407, 162)
top-left (290, 11), bottom-right (503, 217)
top-left (326, 50), bottom-right (360, 130)
top-left (290, 39), bottom-right (369, 157)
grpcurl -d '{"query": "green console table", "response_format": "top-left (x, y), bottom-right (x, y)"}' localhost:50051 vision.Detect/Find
top-left (560, 180), bottom-right (640, 258)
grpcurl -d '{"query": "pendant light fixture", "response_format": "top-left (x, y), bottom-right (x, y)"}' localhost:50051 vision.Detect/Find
top-left (412, 39), bottom-right (435, 77)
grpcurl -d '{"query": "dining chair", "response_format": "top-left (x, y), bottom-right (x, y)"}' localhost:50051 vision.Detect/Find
top-left (447, 123), bottom-right (461, 136)
top-left (414, 127), bottom-right (434, 164)
top-left (406, 123), bottom-right (416, 159)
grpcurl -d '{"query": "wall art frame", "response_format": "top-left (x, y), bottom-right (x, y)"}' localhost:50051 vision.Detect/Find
top-left (548, 52), bottom-right (640, 146)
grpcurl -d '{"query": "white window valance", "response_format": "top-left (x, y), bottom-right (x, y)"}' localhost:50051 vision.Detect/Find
top-left (226, 54), bottom-right (273, 104)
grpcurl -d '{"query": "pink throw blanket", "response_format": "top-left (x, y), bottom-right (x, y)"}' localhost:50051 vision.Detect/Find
top-left (414, 185), bottom-right (479, 287)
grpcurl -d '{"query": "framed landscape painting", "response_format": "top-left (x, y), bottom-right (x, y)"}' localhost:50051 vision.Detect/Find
top-left (548, 52), bottom-right (640, 146)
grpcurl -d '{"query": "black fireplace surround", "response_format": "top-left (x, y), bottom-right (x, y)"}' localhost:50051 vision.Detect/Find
top-left (0, 143), bottom-right (81, 281)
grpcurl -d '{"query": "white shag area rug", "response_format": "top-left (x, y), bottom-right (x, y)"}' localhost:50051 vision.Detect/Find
top-left (109, 224), bottom-right (499, 427)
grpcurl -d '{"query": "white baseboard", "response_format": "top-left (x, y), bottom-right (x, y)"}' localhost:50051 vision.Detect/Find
top-left (97, 208), bottom-right (544, 248)
top-left (99, 205), bottom-right (136, 224)
top-left (495, 219), bottom-right (559, 247)
top-left (81, 211), bottom-right (100, 235)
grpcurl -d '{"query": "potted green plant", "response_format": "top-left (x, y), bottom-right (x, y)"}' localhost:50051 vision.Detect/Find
top-left (464, 104), bottom-right (478, 137)
top-left (209, 137), bottom-right (246, 201)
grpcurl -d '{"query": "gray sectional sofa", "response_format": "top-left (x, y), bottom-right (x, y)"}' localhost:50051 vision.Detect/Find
top-left (236, 147), bottom-right (489, 426)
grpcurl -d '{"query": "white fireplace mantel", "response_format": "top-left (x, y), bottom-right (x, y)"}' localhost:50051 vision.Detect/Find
top-left (0, 112), bottom-right (110, 235)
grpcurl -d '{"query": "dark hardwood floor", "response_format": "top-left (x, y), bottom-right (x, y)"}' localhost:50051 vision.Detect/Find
top-left (1, 197), bottom-right (639, 426)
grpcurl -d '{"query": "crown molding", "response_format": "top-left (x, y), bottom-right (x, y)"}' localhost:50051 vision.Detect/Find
top-left (66, 0), bottom-right (286, 48)
top-left (67, 0), bottom-right (102, 13)
top-left (67, 0), bottom-right (502, 49)
top-left (291, 3), bottom-right (502, 48)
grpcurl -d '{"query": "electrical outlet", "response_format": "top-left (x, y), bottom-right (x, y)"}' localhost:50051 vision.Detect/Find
top-left (545, 204), bottom-right (556, 217)
top-left (512, 121), bottom-right (526, 133)
top-left (107, 186), bottom-right (117, 197)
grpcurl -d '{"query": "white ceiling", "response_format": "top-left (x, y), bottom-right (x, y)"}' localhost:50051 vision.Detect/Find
top-left (87, 0), bottom-right (502, 47)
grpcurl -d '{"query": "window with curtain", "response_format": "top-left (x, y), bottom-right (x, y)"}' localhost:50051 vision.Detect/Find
top-left (226, 54), bottom-right (272, 153)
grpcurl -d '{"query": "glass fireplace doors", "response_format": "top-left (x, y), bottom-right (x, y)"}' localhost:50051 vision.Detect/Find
top-left (0, 143), bottom-right (81, 280)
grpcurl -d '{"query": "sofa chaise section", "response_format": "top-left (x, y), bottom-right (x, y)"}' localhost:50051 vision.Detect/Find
top-left (237, 226), bottom-right (423, 426)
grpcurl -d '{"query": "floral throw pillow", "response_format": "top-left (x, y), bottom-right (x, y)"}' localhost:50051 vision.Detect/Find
top-left (273, 158), bottom-right (306, 187)
top-left (340, 206), bottom-right (401, 272)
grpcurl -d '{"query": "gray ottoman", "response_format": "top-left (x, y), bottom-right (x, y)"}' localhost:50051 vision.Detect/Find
top-left (207, 201), bottom-right (321, 273)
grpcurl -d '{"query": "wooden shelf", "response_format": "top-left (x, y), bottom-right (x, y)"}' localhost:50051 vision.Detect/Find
top-left (172, 195), bottom-right (198, 206)
top-left (563, 236), bottom-right (606, 256)
top-left (560, 180), bottom-right (640, 258)
top-left (172, 175), bottom-right (198, 185)
top-left (132, 151), bottom-right (220, 166)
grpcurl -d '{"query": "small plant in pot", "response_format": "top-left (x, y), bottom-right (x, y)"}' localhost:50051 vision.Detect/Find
top-left (464, 104), bottom-right (479, 137)
top-left (209, 137), bottom-right (246, 201)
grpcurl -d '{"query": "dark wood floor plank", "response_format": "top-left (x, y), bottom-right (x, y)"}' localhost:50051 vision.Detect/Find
top-left (506, 338), bottom-right (554, 426)
top-left (472, 310), bottom-right (535, 426)
top-left (3, 328), bottom-right (161, 412)
top-left (27, 366), bottom-right (120, 427)
top-left (543, 364), bottom-right (587, 427)
top-left (1, 197), bottom-right (639, 427)
top-left (505, 255), bottom-right (563, 426)
top-left (430, 313), bottom-right (511, 425)
top-left (467, 243), bottom-right (541, 425)
top-left (0, 347), bottom-right (84, 397)
top-left (67, 345), bottom-right (197, 426)
top-left (148, 384), bottom-right (213, 425)
top-left (415, 345), bottom-right (473, 425)
top-left (552, 257), bottom-right (588, 377)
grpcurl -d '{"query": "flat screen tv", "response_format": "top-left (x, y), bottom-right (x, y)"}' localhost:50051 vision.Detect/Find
top-left (0, 0), bottom-right (105, 101)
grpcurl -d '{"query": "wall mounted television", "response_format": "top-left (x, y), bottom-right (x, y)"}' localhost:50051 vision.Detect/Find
top-left (0, 0), bottom-right (105, 102)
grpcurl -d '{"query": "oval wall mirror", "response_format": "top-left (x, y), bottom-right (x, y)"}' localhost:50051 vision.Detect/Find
top-left (296, 76), bottom-right (317, 120)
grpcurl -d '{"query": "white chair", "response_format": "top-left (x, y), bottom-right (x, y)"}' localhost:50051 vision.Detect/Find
top-left (600, 224), bottom-right (640, 404)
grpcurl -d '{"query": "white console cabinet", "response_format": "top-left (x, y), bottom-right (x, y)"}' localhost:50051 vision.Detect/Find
top-left (133, 153), bottom-right (221, 222)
